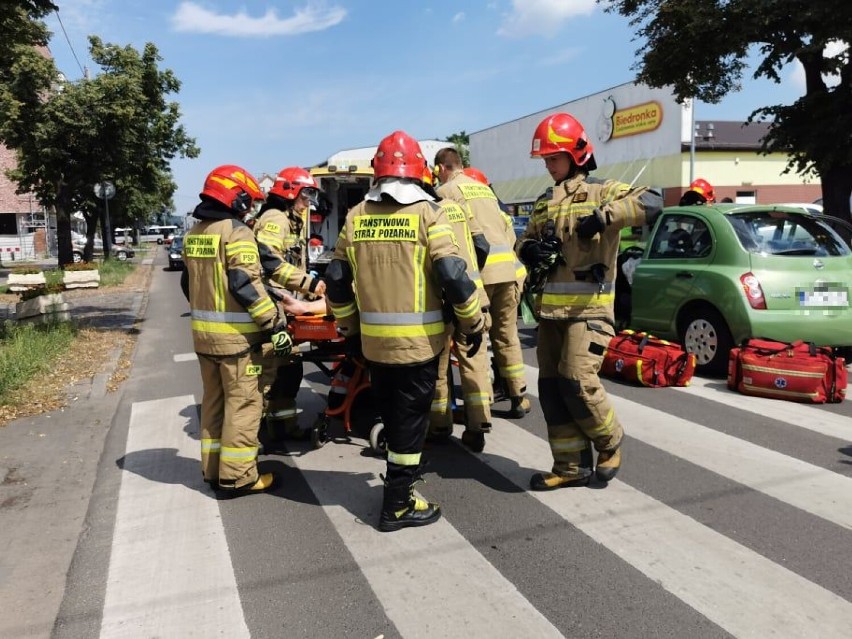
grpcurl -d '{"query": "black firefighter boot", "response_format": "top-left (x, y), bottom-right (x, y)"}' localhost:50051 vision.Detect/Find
top-left (379, 474), bottom-right (441, 533)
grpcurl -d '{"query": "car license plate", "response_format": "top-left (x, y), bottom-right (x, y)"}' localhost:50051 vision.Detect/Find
top-left (798, 289), bottom-right (848, 307)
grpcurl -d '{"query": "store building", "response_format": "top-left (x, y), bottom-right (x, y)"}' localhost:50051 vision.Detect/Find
top-left (469, 81), bottom-right (820, 214)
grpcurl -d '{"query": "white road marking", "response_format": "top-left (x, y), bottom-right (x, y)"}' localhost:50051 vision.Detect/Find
top-left (478, 418), bottom-right (852, 638)
top-left (523, 364), bottom-right (852, 531)
top-left (173, 352), bottom-right (197, 363)
top-left (289, 386), bottom-right (564, 639)
top-left (613, 394), bottom-right (852, 531)
top-left (674, 375), bottom-right (850, 439)
top-left (100, 396), bottom-right (249, 638)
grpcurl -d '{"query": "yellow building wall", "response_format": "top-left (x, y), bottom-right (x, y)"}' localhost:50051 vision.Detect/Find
top-left (683, 151), bottom-right (820, 187)
top-left (491, 151), bottom-right (820, 211)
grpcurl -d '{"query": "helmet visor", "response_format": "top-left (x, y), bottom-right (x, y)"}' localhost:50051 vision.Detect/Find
top-left (300, 187), bottom-right (319, 207)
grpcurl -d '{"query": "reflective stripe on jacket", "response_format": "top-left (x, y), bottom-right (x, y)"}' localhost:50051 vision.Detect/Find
top-left (438, 172), bottom-right (520, 285)
top-left (254, 208), bottom-right (317, 295)
top-left (438, 200), bottom-right (489, 309)
top-left (184, 216), bottom-right (278, 356)
top-left (516, 174), bottom-right (662, 322)
top-left (327, 198), bottom-right (483, 365)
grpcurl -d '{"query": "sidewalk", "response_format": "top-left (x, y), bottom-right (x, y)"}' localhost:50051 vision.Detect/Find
top-left (0, 259), bottom-right (153, 639)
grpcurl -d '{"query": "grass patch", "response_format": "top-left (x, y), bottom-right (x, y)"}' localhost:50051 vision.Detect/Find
top-left (0, 319), bottom-right (77, 404)
top-left (97, 259), bottom-right (135, 287)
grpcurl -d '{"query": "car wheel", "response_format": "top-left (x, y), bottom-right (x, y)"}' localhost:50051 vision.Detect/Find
top-left (72, 251), bottom-right (82, 264)
top-left (678, 306), bottom-right (734, 376)
top-left (116, 250), bottom-right (128, 261)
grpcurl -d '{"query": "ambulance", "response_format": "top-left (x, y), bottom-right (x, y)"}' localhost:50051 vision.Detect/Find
top-left (307, 140), bottom-right (452, 274)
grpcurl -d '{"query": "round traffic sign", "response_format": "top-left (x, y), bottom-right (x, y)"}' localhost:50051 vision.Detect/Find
top-left (94, 181), bottom-right (116, 200)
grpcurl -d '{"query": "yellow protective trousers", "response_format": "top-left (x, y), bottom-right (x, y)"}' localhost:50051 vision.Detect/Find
top-left (536, 318), bottom-right (623, 478)
top-left (430, 323), bottom-right (492, 433)
top-left (198, 348), bottom-right (266, 489)
top-left (484, 281), bottom-right (526, 398)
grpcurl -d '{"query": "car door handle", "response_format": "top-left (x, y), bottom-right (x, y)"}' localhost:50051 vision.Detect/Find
top-left (675, 271), bottom-right (694, 279)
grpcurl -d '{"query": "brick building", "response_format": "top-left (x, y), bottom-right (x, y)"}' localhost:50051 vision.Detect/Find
top-left (0, 145), bottom-right (49, 260)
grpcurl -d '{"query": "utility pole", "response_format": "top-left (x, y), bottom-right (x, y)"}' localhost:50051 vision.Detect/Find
top-left (94, 181), bottom-right (116, 260)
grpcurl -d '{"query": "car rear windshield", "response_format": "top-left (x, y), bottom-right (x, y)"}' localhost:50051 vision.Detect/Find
top-left (726, 211), bottom-right (850, 257)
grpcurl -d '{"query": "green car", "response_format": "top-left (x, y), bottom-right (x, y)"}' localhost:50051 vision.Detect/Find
top-left (628, 204), bottom-right (852, 375)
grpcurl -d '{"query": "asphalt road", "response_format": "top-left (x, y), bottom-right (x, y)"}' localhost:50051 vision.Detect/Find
top-left (10, 246), bottom-right (852, 638)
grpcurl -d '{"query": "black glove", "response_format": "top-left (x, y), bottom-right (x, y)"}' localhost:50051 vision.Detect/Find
top-left (461, 329), bottom-right (484, 358)
top-left (344, 334), bottom-right (363, 359)
top-left (519, 235), bottom-right (562, 268)
top-left (575, 209), bottom-right (606, 239)
top-left (270, 323), bottom-right (294, 357)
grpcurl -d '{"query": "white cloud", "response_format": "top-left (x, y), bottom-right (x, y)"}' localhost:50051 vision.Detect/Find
top-left (452, 12), bottom-right (465, 24)
top-left (497, 0), bottom-right (597, 39)
top-left (171, 2), bottom-right (346, 37)
top-left (789, 40), bottom-right (848, 93)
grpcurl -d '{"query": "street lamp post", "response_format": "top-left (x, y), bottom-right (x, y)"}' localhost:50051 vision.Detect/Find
top-left (94, 181), bottom-right (116, 259)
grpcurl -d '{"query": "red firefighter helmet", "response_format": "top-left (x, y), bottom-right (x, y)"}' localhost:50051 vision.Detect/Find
top-left (372, 130), bottom-right (427, 180)
top-left (200, 164), bottom-right (265, 213)
top-left (688, 178), bottom-right (715, 203)
top-left (530, 112), bottom-right (596, 169)
top-left (422, 165), bottom-right (434, 186)
top-left (463, 167), bottom-right (489, 185)
top-left (269, 166), bottom-right (319, 201)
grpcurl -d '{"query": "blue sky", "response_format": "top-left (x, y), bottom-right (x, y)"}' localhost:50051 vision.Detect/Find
top-left (43, 0), bottom-right (808, 216)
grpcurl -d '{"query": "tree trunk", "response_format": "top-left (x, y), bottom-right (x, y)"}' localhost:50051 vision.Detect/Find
top-left (56, 207), bottom-right (74, 267)
top-left (819, 164), bottom-right (852, 243)
top-left (83, 211), bottom-right (99, 262)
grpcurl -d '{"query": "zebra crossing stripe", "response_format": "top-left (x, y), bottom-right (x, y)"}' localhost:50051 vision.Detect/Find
top-left (287, 385), bottom-right (565, 638)
top-left (610, 394), bottom-right (852, 531)
top-left (524, 363), bottom-right (849, 440)
top-left (674, 376), bottom-right (850, 440)
top-left (522, 364), bottom-right (852, 530)
top-left (101, 396), bottom-right (250, 638)
top-left (478, 418), bottom-right (852, 638)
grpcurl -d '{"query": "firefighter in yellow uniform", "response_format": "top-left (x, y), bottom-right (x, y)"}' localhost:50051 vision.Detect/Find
top-left (326, 131), bottom-right (486, 532)
top-left (254, 167), bottom-right (326, 437)
top-left (180, 165), bottom-right (294, 495)
top-left (435, 150), bottom-right (531, 419)
top-left (423, 165), bottom-right (492, 452)
top-left (517, 113), bottom-right (662, 490)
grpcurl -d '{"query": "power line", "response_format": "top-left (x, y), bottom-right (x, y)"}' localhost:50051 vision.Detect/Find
top-left (54, 9), bottom-right (86, 78)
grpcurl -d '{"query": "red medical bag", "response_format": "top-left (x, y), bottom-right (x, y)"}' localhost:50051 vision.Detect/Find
top-left (727, 338), bottom-right (847, 403)
top-left (601, 330), bottom-right (696, 388)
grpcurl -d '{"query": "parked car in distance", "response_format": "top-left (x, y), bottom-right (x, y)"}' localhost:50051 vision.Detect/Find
top-left (71, 232), bottom-right (135, 263)
top-left (168, 236), bottom-right (184, 270)
top-left (626, 204), bottom-right (852, 375)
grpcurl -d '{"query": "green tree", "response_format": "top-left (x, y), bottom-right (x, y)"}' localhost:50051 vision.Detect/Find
top-left (0, 1), bottom-right (56, 72)
top-left (0, 25), bottom-right (199, 265)
top-left (445, 131), bottom-right (470, 166)
top-left (604, 0), bottom-right (852, 230)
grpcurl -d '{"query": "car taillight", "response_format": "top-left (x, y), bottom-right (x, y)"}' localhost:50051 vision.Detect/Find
top-left (740, 272), bottom-right (766, 309)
